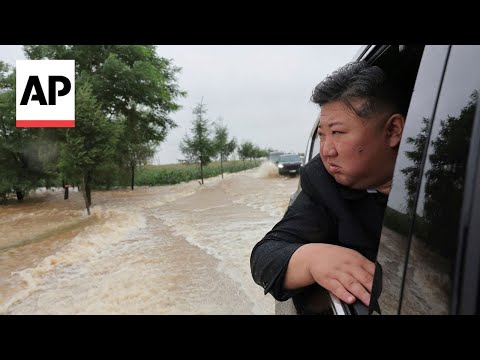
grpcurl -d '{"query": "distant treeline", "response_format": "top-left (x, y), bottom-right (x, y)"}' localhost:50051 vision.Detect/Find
top-left (179, 100), bottom-right (272, 185)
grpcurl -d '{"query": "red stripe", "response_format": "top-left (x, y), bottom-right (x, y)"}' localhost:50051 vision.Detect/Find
top-left (16, 120), bottom-right (75, 128)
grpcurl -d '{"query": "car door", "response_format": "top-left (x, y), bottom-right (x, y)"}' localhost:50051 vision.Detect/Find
top-left (394, 45), bottom-right (480, 315)
top-left (371, 45), bottom-right (450, 315)
top-left (454, 78), bottom-right (480, 314)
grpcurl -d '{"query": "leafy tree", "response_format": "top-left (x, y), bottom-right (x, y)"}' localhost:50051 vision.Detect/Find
top-left (58, 83), bottom-right (117, 214)
top-left (0, 61), bottom-right (16, 200)
top-left (179, 101), bottom-right (215, 184)
top-left (238, 141), bottom-right (255, 171)
top-left (251, 145), bottom-right (269, 165)
top-left (0, 61), bottom-right (49, 201)
top-left (259, 148), bottom-right (270, 158)
top-left (213, 119), bottom-right (236, 179)
top-left (24, 45), bottom-right (186, 190)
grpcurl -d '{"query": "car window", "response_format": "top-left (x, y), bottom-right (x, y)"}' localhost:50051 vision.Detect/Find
top-left (303, 118), bottom-right (320, 164)
top-left (279, 154), bottom-right (301, 163)
top-left (374, 46), bottom-right (450, 315)
top-left (400, 45), bottom-right (480, 314)
top-left (269, 152), bottom-right (283, 163)
top-left (310, 129), bottom-right (320, 162)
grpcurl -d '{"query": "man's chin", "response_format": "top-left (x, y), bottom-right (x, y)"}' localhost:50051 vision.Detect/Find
top-left (325, 168), bottom-right (359, 188)
top-left (331, 173), bottom-right (349, 186)
top-left (331, 174), bottom-right (358, 189)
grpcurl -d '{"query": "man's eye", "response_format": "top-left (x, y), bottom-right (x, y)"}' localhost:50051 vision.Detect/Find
top-left (332, 131), bottom-right (343, 135)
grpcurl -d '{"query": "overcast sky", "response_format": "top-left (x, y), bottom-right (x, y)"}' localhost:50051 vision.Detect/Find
top-left (0, 45), bottom-right (361, 164)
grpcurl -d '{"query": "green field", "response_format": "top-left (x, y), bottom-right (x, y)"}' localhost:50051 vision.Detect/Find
top-left (135, 160), bottom-right (260, 186)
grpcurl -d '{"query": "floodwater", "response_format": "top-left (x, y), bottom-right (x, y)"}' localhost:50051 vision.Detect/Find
top-left (0, 162), bottom-right (299, 314)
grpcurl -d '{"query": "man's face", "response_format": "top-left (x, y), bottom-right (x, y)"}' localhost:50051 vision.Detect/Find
top-left (317, 99), bottom-right (396, 190)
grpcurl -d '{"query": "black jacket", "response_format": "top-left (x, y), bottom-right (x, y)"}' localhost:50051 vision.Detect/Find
top-left (250, 154), bottom-right (388, 304)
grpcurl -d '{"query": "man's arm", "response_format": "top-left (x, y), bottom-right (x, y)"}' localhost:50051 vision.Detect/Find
top-left (251, 157), bottom-right (377, 305)
top-left (283, 157), bottom-right (376, 306)
top-left (284, 242), bottom-right (375, 306)
top-left (250, 189), bottom-right (332, 301)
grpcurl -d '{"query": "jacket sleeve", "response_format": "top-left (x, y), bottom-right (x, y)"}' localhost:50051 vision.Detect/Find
top-left (250, 175), bottom-right (333, 301)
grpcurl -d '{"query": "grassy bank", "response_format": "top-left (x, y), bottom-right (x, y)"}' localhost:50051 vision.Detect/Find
top-left (135, 160), bottom-right (261, 186)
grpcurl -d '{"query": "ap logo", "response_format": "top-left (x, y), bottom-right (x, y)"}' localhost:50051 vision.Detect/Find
top-left (16, 60), bottom-right (75, 128)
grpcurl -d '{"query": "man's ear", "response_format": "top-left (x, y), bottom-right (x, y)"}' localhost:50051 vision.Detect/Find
top-left (385, 113), bottom-right (406, 148)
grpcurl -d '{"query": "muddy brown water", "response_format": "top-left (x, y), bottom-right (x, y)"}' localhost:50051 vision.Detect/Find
top-left (0, 163), bottom-right (298, 314)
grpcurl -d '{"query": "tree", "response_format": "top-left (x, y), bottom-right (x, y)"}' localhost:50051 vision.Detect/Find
top-left (179, 101), bottom-right (215, 184)
top-left (58, 83), bottom-right (117, 214)
top-left (213, 118), bottom-right (237, 179)
top-left (0, 61), bottom-right (49, 201)
top-left (238, 141), bottom-right (255, 171)
top-left (24, 45), bottom-right (186, 190)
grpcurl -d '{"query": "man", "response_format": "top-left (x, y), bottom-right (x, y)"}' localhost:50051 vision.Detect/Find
top-left (250, 61), bottom-right (407, 312)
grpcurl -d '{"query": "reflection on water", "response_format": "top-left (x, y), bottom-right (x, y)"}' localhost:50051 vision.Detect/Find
top-left (0, 162), bottom-right (298, 314)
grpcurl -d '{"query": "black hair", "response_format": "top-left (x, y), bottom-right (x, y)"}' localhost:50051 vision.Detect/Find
top-left (311, 61), bottom-right (407, 119)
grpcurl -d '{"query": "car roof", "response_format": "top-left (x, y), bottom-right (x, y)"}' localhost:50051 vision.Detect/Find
top-left (352, 45), bottom-right (370, 61)
top-left (279, 154), bottom-right (301, 158)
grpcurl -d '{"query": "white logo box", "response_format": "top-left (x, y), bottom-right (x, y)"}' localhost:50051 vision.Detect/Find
top-left (16, 60), bottom-right (75, 128)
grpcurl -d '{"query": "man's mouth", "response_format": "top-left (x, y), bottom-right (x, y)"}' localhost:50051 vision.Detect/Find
top-left (327, 162), bottom-right (341, 173)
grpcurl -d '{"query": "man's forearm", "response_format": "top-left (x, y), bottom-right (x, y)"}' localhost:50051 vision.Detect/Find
top-left (283, 243), bottom-right (317, 290)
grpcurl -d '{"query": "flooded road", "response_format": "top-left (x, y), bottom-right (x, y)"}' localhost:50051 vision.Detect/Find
top-left (0, 163), bottom-right (299, 314)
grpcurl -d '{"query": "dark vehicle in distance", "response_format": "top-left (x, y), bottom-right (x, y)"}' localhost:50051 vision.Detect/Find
top-left (277, 154), bottom-right (302, 176)
top-left (268, 151), bottom-right (284, 164)
top-left (276, 44), bottom-right (480, 315)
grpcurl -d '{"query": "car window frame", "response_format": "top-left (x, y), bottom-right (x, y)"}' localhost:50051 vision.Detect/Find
top-left (451, 49), bottom-right (480, 314)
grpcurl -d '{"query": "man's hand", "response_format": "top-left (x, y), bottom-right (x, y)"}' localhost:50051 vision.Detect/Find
top-left (285, 243), bottom-right (375, 306)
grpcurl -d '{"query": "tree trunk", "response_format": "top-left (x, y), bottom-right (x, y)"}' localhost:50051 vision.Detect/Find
top-left (85, 184), bottom-right (91, 208)
top-left (220, 155), bottom-right (224, 179)
top-left (243, 159), bottom-right (246, 172)
top-left (131, 165), bottom-right (135, 190)
top-left (63, 177), bottom-right (69, 200)
top-left (200, 162), bottom-right (204, 185)
top-left (83, 173), bottom-right (92, 215)
top-left (15, 190), bottom-right (24, 201)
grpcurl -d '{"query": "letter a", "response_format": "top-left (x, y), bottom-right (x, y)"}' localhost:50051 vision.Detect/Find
top-left (20, 76), bottom-right (47, 105)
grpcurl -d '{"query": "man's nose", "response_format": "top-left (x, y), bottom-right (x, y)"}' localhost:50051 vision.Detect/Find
top-left (321, 136), bottom-right (337, 157)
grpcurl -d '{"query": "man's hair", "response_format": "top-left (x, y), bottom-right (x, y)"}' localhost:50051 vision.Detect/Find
top-left (311, 61), bottom-right (406, 118)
